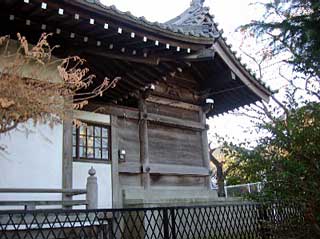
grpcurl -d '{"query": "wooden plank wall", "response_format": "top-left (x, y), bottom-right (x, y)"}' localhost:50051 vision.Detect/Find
top-left (118, 118), bottom-right (140, 163)
top-left (117, 118), bottom-right (142, 188)
top-left (87, 98), bottom-right (211, 205)
top-left (148, 123), bottom-right (202, 166)
top-left (116, 101), bottom-right (209, 191)
top-left (147, 102), bottom-right (200, 122)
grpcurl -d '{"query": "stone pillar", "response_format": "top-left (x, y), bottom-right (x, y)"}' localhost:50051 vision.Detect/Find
top-left (86, 167), bottom-right (98, 209)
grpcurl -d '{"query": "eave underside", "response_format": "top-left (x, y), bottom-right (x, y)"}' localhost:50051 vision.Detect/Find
top-left (0, 0), bottom-right (270, 116)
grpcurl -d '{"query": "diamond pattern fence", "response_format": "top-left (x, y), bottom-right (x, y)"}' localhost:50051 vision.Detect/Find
top-left (0, 202), bottom-right (305, 239)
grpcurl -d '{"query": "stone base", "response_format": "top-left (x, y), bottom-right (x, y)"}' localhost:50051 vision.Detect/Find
top-left (122, 187), bottom-right (240, 208)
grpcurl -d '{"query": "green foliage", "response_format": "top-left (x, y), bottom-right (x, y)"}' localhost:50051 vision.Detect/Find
top-left (224, 99), bottom-right (320, 226)
top-left (242, 0), bottom-right (320, 78)
top-left (224, 0), bottom-right (320, 235)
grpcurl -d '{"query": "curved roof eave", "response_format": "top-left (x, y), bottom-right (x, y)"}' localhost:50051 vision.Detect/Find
top-left (71, 0), bottom-right (272, 101)
top-left (213, 38), bottom-right (272, 102)
top-left (71, 0), bottom-right (215, 45)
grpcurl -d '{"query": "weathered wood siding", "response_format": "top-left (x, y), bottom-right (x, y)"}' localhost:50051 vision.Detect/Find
top-left (150, 175), bottom-right (205, 187)
top-left (148, 123), bottom-right (203, 166)
top-left (118, 118), bottom-right (140, 163)
top-left (147, 102), bottom-right (200, 122)
top-left (94, 98), bottom-right (212, 205)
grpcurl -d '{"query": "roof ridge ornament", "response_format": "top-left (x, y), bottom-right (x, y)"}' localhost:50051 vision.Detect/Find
top-left (190, 0), bottom-right (205, 8)
top-left (164, 0), bottom-right (220, 40)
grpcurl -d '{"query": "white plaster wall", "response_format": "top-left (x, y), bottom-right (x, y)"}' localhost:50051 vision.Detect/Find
top-left (0, 121), bottom-right (63, 209)
top-left (72, 162), bottom-right (112, 209)
top-left (72, 110), bottom-right (112, 209)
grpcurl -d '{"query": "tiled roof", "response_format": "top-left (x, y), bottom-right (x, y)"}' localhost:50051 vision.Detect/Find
top-left (83, 0), bottom-right (219, 39)
top-left (166, 0), bottom-right (220, 38)
top-left (82, 0), bottom-right (272, 94)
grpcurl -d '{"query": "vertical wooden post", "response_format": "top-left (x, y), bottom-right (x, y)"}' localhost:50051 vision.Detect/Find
top-left (111, 115), bottom-right (121, 208)
top-left (139, 94), bottom-right (150, 189)
top-left (258, 203), bottom-right (270, 239)
top-left (199, 109), bottom-right (211, 189)
top-left (86, 167), bottom-right (98, 209)
top-left (163, 209), bottom-right (170, 239)
top-left (170, 208), bottom-right (177, 239)
top-left (62, 117), bottom-right (73, 206)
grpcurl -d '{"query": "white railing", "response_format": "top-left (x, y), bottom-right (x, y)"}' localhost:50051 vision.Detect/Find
top-left (0, 167), bottom-right (98, 209)
top-left (224, 182), bottom-right (262, 198)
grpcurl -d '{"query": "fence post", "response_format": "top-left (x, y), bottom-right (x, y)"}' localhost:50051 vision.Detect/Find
top-left (170, 208), bottom-right (176, 239)
top-left (163, 208), bottom-right (170, 239)
top-left (258, 203), bottom-right (270, 239)
top-left (224, 180), bottom-right (228, 198)
top-left (86, 167), bottom-right (98, 209)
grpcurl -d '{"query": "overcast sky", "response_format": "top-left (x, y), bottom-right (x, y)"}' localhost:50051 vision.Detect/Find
top-left (99, 0), bottom-right (269, 143)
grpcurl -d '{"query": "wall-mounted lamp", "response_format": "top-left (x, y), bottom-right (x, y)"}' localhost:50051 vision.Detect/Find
top-left (118, 149), bottom-right (126, 162)
top-left (203, 98), bottom-right (215, 114)
top-left (206, 98), bottom-right (214, 104)
top-left (145, 84), bottom-right (155, 91)
top-left (142, 84), bottom-right (155, 99)
top-left (231, 71), bottom-right (236, 80)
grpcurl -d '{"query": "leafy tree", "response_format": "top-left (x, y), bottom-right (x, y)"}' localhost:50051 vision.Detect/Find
top-left (243, 0), bottom-right (320, 78)
top-left (218, 0), bottom-right (320, 236)
top-left (224, 94), bottom-right (320, 236)
top-left (0, 33), bottom-right (119, 135)
top-left (209, 147), bottom-right (238, 197)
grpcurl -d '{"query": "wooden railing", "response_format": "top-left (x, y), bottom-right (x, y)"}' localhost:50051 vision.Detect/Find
top-left (0, 167), bottom-right (98, 210)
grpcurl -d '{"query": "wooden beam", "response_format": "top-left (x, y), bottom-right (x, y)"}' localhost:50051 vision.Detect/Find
top-left (129, 63), bottom-right (162, 82)
top-left (119, 61), bottom-right (156, 84)
top-left (88, 103), bottom-right (204, 130)
top-left (150, 65), bottom-right (170, 79)
top-left (147, 113), bottom-right (205, 131)
top-left (182, 48), bottom-right (215, 61)
top-left (0, 200), bottom-right (87, 206)
top-left (144, 164), bottom-right (209, 176)
top-left (111, 116), bottom-right (121, 207)
top-left (152, 49), bottom-right (215, 63)
top-left (85, 50), bottom-right (160, 65)
top-left (199, 109), bottom-right (211, 189)
top-left (111, 60), bottom-right (147, 87)
top-left (0, 188), bottom-right (86, 195)
top-left (190, 64), bottom-right (207, 82)
top-left (88, 103), bottom-right (140, 120)
top-left (83, 57), bottom-right (126, 99)
top-left (118, 163), bottom-right (209, 176)
top-left (139, 95), bottom-right (150, 189)
top-left (62, 113), bottom-right (73, 205)
top-left (146, 96), bottom-right (201, 111)
top-left (119, 162), bottom-right (142, 174)
top-left (131, 71), bottom-right (156, 85)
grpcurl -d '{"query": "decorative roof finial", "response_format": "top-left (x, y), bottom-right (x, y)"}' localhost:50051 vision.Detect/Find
top-left (191, 0), bottom-right (205, 7)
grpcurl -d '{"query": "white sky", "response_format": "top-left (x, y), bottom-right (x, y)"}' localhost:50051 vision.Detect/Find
top-left (100, 0), bottom-right (264, 33)
top-left (100, 0), bottom-right (271, 144)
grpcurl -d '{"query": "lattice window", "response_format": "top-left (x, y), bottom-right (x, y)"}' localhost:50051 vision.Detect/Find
top-left (72, 122), bottom-right (110, 161)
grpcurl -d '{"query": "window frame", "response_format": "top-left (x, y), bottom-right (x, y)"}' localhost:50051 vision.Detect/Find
top-left (72, 121), bottom-right (111, 164)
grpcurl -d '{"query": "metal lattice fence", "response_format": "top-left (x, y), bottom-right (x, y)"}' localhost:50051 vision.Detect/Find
top-left (0, 202), bottom-right (305, 239)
